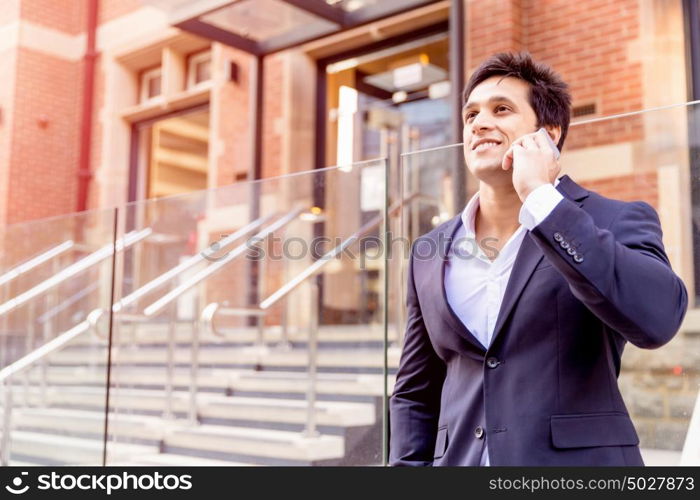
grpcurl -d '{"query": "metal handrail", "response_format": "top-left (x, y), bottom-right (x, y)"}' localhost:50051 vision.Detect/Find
top-left (0, 229), bottom-right (151, 317)
top-left (30, 214), bottom-right (273, 336)
top-left (260, 197), bottom-right (409, 310)
top-left (102, 209), bottom-right (305, 423)
top-left (113, 214), bottom-right (274, 313)
top-left (37, 282), bottom-right (100, 324)
top-left (0, 240), bottom-right (75, 287)
top-left (0, 228), bottom-right (152, 464)
top-left (143, 208), bottom-right (304, 318)
top-left (203, 209), bottom-right (390, 337)
top-left (0, 308), bottom-right (102, 465)
top-left (7, 210), bottom-right (303, 426)
top-left (199, 196), bottom-right (413, 435)
top-left (0, 312), bottom-right (100, 383)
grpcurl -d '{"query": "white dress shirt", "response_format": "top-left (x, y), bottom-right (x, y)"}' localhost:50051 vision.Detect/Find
top-left (443, 181), bottom-right (563, 466)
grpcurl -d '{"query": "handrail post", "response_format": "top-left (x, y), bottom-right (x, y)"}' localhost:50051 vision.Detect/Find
top-left (188, 293), bottom-right (201, 426)
top-left (164, 302), bottom-right (175, 420)
top-left (23, 301), bottom-right (36, 408)
top-left (1, 378), bottom-right (13, 465)
top-left (255, 235), bottom-right (268, 349)
top-left (278, 226), bottom-right (291, 350)
top-left (279, 298), bottom-right (291, 350)
top-left (1, 283), bottom-right (7, 371)
top-left (303, 278), bottom-right (320, 438)
top-left (41, 257), bottom-right (60, 407)
top-left (40, 320), bottom-right (50, 408)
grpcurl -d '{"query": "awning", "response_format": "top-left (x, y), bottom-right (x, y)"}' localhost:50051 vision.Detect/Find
top-left (143, 0), bottom-right (441, 55)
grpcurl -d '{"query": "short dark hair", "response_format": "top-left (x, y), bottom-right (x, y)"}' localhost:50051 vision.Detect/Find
top-left (462, 52), bottom-right (572, 150)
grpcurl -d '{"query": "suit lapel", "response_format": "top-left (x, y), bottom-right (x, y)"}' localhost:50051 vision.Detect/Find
top-left (489, 175), bottom-right (589, 349)
top-left (428, 215), bottom-right (488, 354)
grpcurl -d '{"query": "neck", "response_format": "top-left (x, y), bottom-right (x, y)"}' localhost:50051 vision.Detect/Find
top-left (475, 180), bottom-right (522, 236)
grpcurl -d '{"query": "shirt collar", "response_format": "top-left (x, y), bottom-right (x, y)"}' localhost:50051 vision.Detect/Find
top-left (460, 178), bottom-right (561, 237)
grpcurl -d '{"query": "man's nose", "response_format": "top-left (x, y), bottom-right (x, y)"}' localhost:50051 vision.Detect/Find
top-left (471, 112), bottom-right (494, 131)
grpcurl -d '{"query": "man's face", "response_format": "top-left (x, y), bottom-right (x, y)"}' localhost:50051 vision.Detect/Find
top-left (462, 76), bottom-right (539, 181)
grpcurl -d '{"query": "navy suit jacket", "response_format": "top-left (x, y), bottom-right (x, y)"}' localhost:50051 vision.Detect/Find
top-left (389, 175), bottom-right (688, 466)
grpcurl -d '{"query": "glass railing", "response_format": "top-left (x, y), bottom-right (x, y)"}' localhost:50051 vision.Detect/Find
top-left (2, 101), bottom-right (700, 467)
top-left (104, 158), bottom-right (388, 466)
top-left (392, 101), bottom-right (700, 466)
top-left (0, 207), bottom-right (119, 465)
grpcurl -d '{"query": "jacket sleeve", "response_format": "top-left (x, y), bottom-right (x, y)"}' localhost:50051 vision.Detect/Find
top-left (389, 244), bottom-right (446, 466)
top-left (529, 198), bottom-right (688, 349)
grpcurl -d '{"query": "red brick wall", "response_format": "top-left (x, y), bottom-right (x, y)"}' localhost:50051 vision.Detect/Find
top-left (262, 55), bottom-right (284, 179)
top-left (214, 51), bottom-right (285, 183)
top-left (3, 0), bottom-right (661, 225)
top-left (0, 46), bottom-right (17, 226)
top-left (580, 171), bottom-right (659, 210)
top-left (468, 0), bottom-right (523, 64)
top-left (20, 0), bottom-right (84, 35)
top-left (88, 52), bottom-right (104, 211)
top-left (7, 48), bottom-right (82, 223)
top-left (215, 46), bottom-right (253, 187)
top-left (468, 0), bottom-right (644, 154)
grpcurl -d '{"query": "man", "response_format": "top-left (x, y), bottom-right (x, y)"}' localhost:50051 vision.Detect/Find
top-left (388, 52), bottom-right (688, 466)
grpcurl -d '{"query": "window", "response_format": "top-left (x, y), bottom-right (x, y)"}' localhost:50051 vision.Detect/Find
top-left (187, 50), bottom-right (212, 89)
top-left (139, 67), bottom-right (162, 103)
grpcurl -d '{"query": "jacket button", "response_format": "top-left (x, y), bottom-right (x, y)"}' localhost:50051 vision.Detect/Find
top-left (560, 240), bottom-right (570, 249)
top-left (553, 232), bottom-right (563, 242)
top-left (566, 247), bottom-right (576, 255)
top-left (573, 254), bottom-right (584, 263)
top-left (486, 357), bottom-right (500, 368)
top-left (475, 426), bottom-right (484, 439)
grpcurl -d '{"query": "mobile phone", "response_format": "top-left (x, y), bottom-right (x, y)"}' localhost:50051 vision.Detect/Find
top-left (538, 127), bottom-right (560, 159)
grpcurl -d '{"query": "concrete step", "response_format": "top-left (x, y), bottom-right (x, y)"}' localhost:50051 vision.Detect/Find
top-left (162, 424), bottom-right (344, 465)
top-left (21, 367), bottom-right (396, 398)
top-left (47, 346), bottom-right (400, 370)
top-left (11, 408), bottom-right (171, 442)
top-left (8, 431), bottom-right (158, 465)
top-left (227, 371), bottom-right (395, 398)
top-left (198, 396), bottom-right (375, 427)
top-left (6, 407), bottom-right (349, 465)
top-left (14, 387), bottom-right (377, 429)
top-left (8, 460), bottom-right (38, 466)
top-left (112, 453), bottom-right (251, 466)
top-left (69, 323), bottom-right (396, 347)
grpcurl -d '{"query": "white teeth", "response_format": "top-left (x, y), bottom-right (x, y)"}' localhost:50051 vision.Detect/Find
top-left (474, 141), bottom-right (499, 152)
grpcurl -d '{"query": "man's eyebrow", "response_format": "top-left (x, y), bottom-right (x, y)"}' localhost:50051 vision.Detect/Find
top-left (463, 95), bottom-right (517, 110)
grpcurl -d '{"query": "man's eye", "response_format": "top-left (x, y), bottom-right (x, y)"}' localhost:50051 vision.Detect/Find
top-left (496, 106), bottom-right (509, 112)
top-left (465, 112), bottom-right (476, 121)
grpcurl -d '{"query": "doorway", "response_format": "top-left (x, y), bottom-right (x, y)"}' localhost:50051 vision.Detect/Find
top-left (325, 32), bottom-right (451, 170)
top-left (320, 30), bottom-right (451, 324)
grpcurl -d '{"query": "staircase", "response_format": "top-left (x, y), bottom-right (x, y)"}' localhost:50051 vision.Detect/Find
top-left (4, 323), bottom-right (399, 466)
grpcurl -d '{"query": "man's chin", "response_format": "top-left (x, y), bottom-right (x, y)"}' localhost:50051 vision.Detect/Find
top-left (467, 159), bottom-right (506, 177)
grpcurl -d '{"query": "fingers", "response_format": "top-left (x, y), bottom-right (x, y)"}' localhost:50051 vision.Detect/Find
top-left (521, 135), bottom-right (538, 150)
top-left (532, 129), bottom-right (556, 157)
top-left (503, 144), bottom-right (524, 170)
top-left (503, 130), bottom-right (551, 170)
top-left (502, 142), bottom-right (522, 170)
top-left (502, 148), bottom-right (513, 170)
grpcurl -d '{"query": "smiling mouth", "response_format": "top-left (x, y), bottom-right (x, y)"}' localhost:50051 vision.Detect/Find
top-left (473, 141), bottom-right (502, 153)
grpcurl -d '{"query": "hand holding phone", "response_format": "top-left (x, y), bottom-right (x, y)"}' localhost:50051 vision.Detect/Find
top-left (502, 127), bottom-right (559, 171)
top-left (503, 127), bottom-right (562, 202)
top-left (539, 127), bottom-right (560, 159)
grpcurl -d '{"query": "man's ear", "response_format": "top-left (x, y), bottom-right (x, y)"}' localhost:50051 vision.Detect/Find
top-left (543, 125), bottom-right (562, 146)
